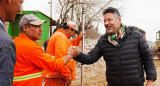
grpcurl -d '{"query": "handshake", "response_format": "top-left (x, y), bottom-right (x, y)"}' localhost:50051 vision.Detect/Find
top-left (62, 46), bottom-right (81, 65)
top-left (68, 46), bottom-right (81, 58)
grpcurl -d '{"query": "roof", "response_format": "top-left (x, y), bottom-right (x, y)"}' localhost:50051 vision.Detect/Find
top-left (38, 11), bottom-right (57, 26)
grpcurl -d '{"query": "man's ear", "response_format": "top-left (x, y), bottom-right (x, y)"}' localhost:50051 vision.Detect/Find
top-left (118, 17), bottom-right (121, 23)
top-left (22, 25), bottom-right (27, 32)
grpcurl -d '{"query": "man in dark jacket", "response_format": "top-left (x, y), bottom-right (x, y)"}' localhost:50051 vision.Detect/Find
top-left (0, 0), bottom-right (23, 85)
top-left (74, 7), bottom-right (156, 86)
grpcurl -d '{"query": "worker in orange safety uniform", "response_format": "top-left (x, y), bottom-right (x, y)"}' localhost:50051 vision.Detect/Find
top-left (13, 14), bottom-right (79, 86)
top-left (43, 21), bottom-right (85, 86)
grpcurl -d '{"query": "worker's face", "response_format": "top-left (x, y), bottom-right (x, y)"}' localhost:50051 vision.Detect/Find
top-left (69, 28), bottom-right (76, 37)
top-left (5, 0), bottom-right (23, 22)
top-left (24, 24), bottom-right (43, 41)
top-left (67, 21), bottom-right (78, 38)
top-left (104, 13), bottom-right (121, 35)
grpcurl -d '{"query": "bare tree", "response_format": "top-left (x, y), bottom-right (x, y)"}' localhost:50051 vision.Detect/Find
top-left (55, 0), bottom-right (120, 32)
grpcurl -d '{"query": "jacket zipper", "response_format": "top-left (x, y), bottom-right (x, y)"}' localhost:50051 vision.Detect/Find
top-left (117, 39), bottom-right (122, 86)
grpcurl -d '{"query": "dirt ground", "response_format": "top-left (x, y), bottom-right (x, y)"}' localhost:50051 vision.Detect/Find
top-left (72, 59), bottom-right (160, 86)
top-left (151, 60), bottom-right (160, 86)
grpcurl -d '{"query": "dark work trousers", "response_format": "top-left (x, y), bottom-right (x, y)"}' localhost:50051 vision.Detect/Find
top-left (107, 84), bottom-right (144, 86)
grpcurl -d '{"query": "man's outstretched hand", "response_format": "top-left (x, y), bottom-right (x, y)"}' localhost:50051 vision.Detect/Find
top-left (67, 46), bottom-right (80, 58)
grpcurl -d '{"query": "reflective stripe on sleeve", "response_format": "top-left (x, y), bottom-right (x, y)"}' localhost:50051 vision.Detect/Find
top-left (47, 54), bottom-right (73, 61)
top-left (46, 54), bottom-right (55, 59)
top-left (13, 72), bottom-right (42, 81)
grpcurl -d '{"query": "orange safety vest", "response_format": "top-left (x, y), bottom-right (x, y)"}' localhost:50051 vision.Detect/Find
top-left (13, 33), bottom-right (64, 86)
top-left (43, 29), bottom-right (81, 86)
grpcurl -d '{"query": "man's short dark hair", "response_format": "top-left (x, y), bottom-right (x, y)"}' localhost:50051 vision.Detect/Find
top-left (20, 24), bottom-right (31, 32)
top-left (138, 29), bottom-right (146, 34)
top-left (63, 22), bottom-right (70, 30)
top-left (103, 7), bottom-right (121, 17)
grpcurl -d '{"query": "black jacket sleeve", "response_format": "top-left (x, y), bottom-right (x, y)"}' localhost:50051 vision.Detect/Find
top-left (138, 32), bottom-right (157, 81)
top-left (74, 42), bottom-right (102, 64)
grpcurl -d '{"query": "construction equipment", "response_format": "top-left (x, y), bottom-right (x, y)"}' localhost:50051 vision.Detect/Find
top-left (153, 30), bottom-right (160, 60)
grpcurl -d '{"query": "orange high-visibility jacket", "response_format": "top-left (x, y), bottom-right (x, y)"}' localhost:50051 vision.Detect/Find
top-left (43, 29), bottom-right (81, 86)
top-left (13, 33), bottom-right (64, 86)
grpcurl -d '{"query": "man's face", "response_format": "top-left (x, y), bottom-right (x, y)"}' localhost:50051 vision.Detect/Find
top-left (143, 33), bottom-right (146, 39)
top-left (6, 0), bottom-right (23, 22)
top-left (25, 24), bottom-right (43, 41)
top-left (68, 28), bottom-right (76, 38)
top-left (104, 13), bottom-right (121, 35)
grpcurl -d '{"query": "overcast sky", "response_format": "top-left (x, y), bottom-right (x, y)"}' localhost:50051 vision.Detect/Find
top-left (122, 0), bottom-right (160, 42)
top-left (23, 0), bottom-right (160, 42)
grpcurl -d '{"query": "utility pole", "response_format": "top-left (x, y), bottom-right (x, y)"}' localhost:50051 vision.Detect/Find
top-left (49, 0), bottom-right (52, 37)
top-left (81, 6), bottom-right (85, 86)
top-left (71, 1), bottom-right (74, 21)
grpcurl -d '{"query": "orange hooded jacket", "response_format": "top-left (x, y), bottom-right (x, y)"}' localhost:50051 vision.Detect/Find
top-left (43, 29), bottom-right (81, 86)
top-left (13, 33), bottom-right (65, 86)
